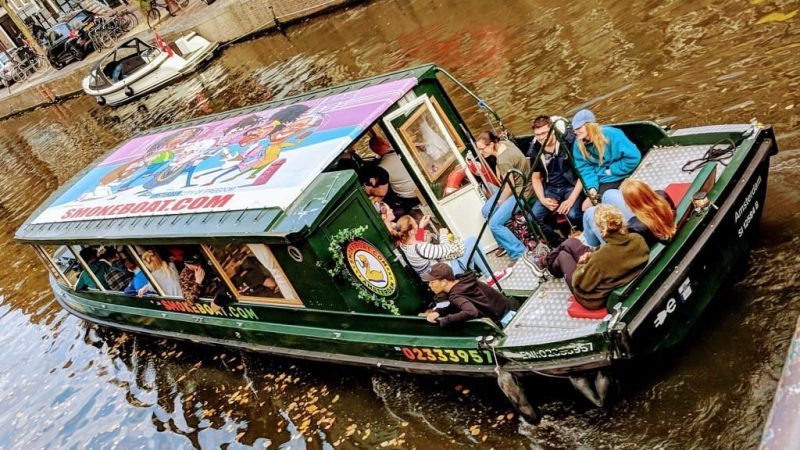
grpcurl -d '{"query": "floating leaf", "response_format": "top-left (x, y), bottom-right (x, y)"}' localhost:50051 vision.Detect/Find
top-left (331, 394), bottom-right (340, 403)
top-left (755, 9), bottom-right (798, 24)
top-left (362, 429), bottom-right (371, 439)
top-left (469, 425), bottom-right (481, 436)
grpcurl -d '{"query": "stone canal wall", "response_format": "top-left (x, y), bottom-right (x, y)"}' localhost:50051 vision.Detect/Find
top-left (0, 0), bottom-right (362, 120)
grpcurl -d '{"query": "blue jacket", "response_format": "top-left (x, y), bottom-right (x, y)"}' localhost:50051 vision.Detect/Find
top-left (571, 126), bottom-right (641, 190)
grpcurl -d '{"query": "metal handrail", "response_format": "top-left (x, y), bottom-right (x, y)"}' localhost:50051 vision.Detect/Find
top-left (435, 67), bottom-right (507, 136)
top-left (464, 168), bottom-right (547, 291)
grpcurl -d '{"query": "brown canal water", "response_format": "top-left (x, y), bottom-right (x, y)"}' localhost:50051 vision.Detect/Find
top-left (1, 0), bottom-right (800, 448)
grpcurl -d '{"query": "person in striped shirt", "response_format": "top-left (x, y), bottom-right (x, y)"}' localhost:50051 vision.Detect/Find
top-left (391, 215), bottom-right (512, 287)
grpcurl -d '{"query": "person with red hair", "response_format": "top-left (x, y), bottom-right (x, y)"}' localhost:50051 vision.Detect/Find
top-left (582, 179), bottom-right (676, 248)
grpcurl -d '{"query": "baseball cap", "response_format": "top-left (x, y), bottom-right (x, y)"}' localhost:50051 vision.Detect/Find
top-left (571, 109), bottom-right (596, 129)
top-left (184, 254), bottom-right (202, 264)
top-left (420, 263), bottom-right (456, 281)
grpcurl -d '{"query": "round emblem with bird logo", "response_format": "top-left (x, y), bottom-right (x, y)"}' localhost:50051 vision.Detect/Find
top-left (345, 239), bottom-right (396, 296)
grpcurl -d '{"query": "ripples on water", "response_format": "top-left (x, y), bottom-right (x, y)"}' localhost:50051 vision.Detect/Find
top-left (0, 0), bottom-right (799, 447)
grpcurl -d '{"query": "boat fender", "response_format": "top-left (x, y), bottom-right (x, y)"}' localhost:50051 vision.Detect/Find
top-left (97, 96), bottom-right (106, 106)
top-left (125, 86), bottom-right (134, 97)
top-left (444, 166), bottom-right (466, 196)
top-left (495, 366), bottom-right (541, 424)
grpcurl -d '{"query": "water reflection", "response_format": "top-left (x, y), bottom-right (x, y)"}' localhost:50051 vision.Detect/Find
top-left (0, 0), bottom-right (798, 447)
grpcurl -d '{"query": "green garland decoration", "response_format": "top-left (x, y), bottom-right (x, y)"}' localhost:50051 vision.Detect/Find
top-left (325, 226), bottom-right (400, 315)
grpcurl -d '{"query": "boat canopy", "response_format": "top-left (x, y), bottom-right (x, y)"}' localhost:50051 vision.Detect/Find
top-left (17, 66), bottom-right (441, 244)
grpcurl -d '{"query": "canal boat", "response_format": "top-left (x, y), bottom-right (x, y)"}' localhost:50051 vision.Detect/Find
top-left (82, 33), bottom-right (218, 106)
top-left (17, 64), bottom-right (777, 414)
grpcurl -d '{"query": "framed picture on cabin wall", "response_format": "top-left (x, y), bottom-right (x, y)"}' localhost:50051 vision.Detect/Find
top-left (398, 100), bottom-right (462, 182)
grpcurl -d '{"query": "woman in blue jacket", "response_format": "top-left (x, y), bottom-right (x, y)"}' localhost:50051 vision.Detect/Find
top-left (571, 109), bottom-right (641, 206)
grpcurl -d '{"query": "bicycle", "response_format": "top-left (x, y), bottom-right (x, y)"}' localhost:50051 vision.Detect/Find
top-left (143, 0), bottom-right (188, 29)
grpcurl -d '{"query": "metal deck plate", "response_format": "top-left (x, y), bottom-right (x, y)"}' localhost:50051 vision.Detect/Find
top-left (502, 279), bottom-right (603, 347)
top-left (669, 124), bottom-right (750, 137)
top-left (485, 252), bottom-right (542, 293)
top-left (631, 144), bottom-right (727, 190)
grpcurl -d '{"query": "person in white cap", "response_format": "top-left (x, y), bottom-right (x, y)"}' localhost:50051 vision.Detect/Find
top-left (570, 109), bottom-right (641, 208)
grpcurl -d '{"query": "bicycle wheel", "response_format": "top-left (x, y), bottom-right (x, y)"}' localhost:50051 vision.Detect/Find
top-left (146, 7), bottom-right (161, 29)
top-left (118, 16), bottom-right (132, 33)
top-left (32, 54), bottom-right (44, 71)
top-left (100, 29), bottom-right (116, 48)
top-left (12, 67), bottom-right (27, 83)
top-left (124, 11), bottom-right (139, 28)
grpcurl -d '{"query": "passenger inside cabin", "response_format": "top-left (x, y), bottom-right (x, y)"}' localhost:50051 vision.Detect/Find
top-left (75, 247), bottom-right (111, 291)
top-left (179, 253), bottom-right (206, 306)
top-left (137, 250), bottom-right (182, 297)
top-left (369, 130), bottom-right (421, 216)
top-left (99, 247), bottom-right (133, 292)
top-left (583, 179), bottom-right (676, 248)
top-left (123, 259), bottom-right (147, 296)
top-left (392, 215), bottom-right (512, 286)
top-left (528, 115), bottom-right (585, 245)
top-left (476, 131), bottom-right (534, 265)
top-left (423, 263), bottom-right (516, 327)
top-left (529, 204), bottom-right (650, 310)
top-left (570, 109), bottom-right (641, 208)
top-left (213, 244), bottom-right (284, 299)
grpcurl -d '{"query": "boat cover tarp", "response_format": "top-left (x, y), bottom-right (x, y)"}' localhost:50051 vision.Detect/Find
top-left (30, 77), bottom-right (418, 225)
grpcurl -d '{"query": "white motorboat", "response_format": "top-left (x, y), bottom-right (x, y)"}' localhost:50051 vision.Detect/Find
top-left (82, 32), bottom-right (218, 106)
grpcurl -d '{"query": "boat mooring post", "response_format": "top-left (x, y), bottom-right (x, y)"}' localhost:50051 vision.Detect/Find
top-left (760, 314), bottom-right (800, 450)
top-left (478, 336), bottom-right (542, 425)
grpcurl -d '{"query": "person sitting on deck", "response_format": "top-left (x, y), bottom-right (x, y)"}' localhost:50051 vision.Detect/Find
top-left (137, 250), bottom-right (182, 297)
top-left (528, 115), bottom-right (585, 245)
top-left (571, 109), bottom-right (641, 208)
top-left (476, 131), bottom-right (533, 265)
top-left (392, 215), bottom-right (511, 286)
top-left (75, 247), bottom-right (111, 291)
top-left (423, 263), bottom-right (516, 327)
top-left (530, 204), bottom-right (650, 310)
top-left (370, 130), bottom-right (421, 216)
top-left (583, 179), bottom-right (677, 248)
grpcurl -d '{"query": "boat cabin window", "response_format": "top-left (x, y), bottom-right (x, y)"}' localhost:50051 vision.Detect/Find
top-left (37, 245), bottom-right (77, 288)
top-left (126, 244), bottom-right (223, 299)
top-left (204, 243), bottom-right (302, 306)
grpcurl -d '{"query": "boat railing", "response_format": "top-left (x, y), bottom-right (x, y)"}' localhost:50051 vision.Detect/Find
top-left (465, 168), bottom-right (547, 292)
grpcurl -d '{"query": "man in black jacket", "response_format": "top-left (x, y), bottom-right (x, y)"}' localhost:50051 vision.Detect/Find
top-left (422, 263), bottom-right (516, 327)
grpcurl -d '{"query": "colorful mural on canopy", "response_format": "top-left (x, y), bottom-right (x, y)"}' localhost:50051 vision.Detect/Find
top-left (32, 78), bottom-right (418, 224)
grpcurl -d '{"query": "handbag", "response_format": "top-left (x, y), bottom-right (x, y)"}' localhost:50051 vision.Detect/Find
top-left (440, 236), bottom-right (466, 261)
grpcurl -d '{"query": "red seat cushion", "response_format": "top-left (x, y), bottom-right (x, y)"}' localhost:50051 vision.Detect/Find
top-left (664, 182), bottom-right (692, 206)
top-left (567, 296), bottom-right (608, 319)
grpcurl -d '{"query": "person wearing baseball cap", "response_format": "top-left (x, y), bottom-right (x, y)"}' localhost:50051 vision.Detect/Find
top-left (423, 263), bottom-right (516, 327)
top-left (570, 109), bottom-right (641, 208)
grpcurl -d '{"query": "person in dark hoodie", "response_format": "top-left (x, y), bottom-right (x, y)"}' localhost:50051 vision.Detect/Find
top-left (422, 263), bottom-right (516, 326)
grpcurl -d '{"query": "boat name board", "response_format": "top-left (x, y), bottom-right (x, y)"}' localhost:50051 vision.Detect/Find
top-left (395, 346), bottom-right (494, 365)
top-left (60, 194), bottom-right (235, 220)
top-left (160, 299), bottom-right (259, 320)
top-left (502, 341), bottom-right (594, 361)
top-left (735, 175), bottom-right (762, 238)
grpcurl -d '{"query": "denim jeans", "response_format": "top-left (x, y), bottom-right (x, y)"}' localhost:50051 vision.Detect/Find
top-left (582, 189), bottom-right (635, 247)
top-left (449, 236), bottom-right (491, 277)
top-left (532, 185), bottom-right (585, 243)
top-left (481, 190), bottom-right (525, 259)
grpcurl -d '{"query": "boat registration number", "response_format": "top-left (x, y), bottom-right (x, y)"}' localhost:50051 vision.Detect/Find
top-left (397, 346), bottom-right (493, 365)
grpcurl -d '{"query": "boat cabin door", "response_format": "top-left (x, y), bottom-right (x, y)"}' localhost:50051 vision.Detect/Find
top-left (383, 94), bottom-right (497, 251)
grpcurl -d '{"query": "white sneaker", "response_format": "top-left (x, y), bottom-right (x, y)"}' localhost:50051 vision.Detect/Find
top-left (484, 267), bottom-right (513, 287)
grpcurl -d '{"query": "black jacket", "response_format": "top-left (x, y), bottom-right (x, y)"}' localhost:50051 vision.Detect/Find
top-left (435, 273), bottom-right (516, 326)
